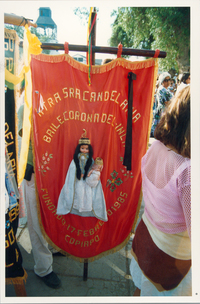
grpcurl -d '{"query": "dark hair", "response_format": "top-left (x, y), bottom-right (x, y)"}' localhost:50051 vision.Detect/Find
top-left (73, 141), bottom-right (93, 180)
top-left (154, 86), bottom-right (190, 158)
top-left (181, 73), bottom-right (190, 84)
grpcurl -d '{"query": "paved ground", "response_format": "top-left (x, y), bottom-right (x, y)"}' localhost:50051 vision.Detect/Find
top-left (5, 199), bottom-right (144, 299)
top-left (6, 235), bottom-right (135, 298)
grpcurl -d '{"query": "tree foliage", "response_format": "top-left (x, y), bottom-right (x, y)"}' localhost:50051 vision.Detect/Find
top-left (74, 7), bottom-right (99, 25)
top-left (5, 24), bottom-right (24, 39)
top-left (109, 7), bottom-right (190, 73)
top-left (74, 7), bottom-right (90, 24)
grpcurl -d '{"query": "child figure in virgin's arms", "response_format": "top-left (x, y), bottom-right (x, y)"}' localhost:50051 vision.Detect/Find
top-left (86, 157), bottom-right (103, 188)
top-left (56, 130), bottom-right (108, 221)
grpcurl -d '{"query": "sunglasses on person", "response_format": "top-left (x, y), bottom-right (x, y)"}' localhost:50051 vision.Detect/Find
top-left (164, 78), bottom-right (171, 82)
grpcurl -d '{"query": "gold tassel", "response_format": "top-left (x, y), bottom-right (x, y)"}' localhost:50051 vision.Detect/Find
top-left (6, 269), bottom-right (28, 285)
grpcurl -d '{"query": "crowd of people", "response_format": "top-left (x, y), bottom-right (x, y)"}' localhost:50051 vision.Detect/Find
top-left (151, 71), bottom-right (190, 137)
top-left (6, 66), bottom-right (191, 297)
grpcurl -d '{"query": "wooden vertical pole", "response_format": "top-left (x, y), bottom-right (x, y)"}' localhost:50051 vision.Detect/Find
top-left (83, 8), bottom-right (97, 281)
top-left (83, 259), bottom-right (88, 281)
top-left (13, 283), bottom-right (27, 296)
top-left (91, 8), bottom-right (97, 65)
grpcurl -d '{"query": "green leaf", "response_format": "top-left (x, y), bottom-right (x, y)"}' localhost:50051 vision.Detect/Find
top-left (109, 7), bottom-right (190, 73)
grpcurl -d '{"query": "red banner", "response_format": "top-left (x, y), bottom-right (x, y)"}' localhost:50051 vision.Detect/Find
top-left (31, 54), bottom-right (158, 261)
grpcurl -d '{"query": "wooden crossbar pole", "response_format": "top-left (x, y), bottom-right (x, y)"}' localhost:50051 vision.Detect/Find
top-left (4, 13), bottom-right (37, 28)
top-left (19, 41), bottom-right (166, 58)
top-left (5, 11), bottom-right (166, 58)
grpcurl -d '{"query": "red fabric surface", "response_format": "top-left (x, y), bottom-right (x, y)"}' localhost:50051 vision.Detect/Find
top-left (31, 54), bottom-right (157, 260)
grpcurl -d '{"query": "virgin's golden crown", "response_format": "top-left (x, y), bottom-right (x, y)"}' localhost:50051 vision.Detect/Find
top-left (79, 129), bottom-right (91, 145)
top-left (79, 138), bottom-right (90, 145)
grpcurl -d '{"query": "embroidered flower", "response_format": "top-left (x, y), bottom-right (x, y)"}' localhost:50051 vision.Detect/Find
top-left (106, 170), bottom-right (123, 192)
top-left (119, 157), bottom-right (134, 181)
top-left (39, 152), bottom-right (53, 176)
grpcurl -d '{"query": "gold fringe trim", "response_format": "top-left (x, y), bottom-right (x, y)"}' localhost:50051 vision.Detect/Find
top-left (31, 113), bottom-right (45, 245)
top-left (131, 59), bottom-right (158, 234)
top-left (31, 53), bottom-right (158, 263)
top-left (38, 224), bottom-right (134, 263)
top-left (4, 28), bottom-right (17, 37)
top-left (6, 268), bottom-right (28, 285)
top-left (132, 188), bottom-right (143, 234)
top-left (31, 123), bottom-right (57, 258)
top-left (31, 53), bottom-right (157, 75)
top-left (30, 106), bottom-right (55, 259)
top-left (147, 58), bottom-right (159, 149)
top-left (14, 33), bottom-right (20, 187)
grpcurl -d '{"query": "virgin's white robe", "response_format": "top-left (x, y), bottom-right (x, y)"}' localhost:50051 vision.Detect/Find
top-left (86, 170), bottom-right (100, 188)
top-left (56, 160), bottom-right (108, 221)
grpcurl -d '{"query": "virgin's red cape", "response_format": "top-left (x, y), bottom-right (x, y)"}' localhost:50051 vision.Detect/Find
top-left (31, 54), bottom-right (158, 261)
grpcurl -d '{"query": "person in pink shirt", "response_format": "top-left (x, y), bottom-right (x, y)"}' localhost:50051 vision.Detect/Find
top-left (130, 86), bottom-right (191, 296)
